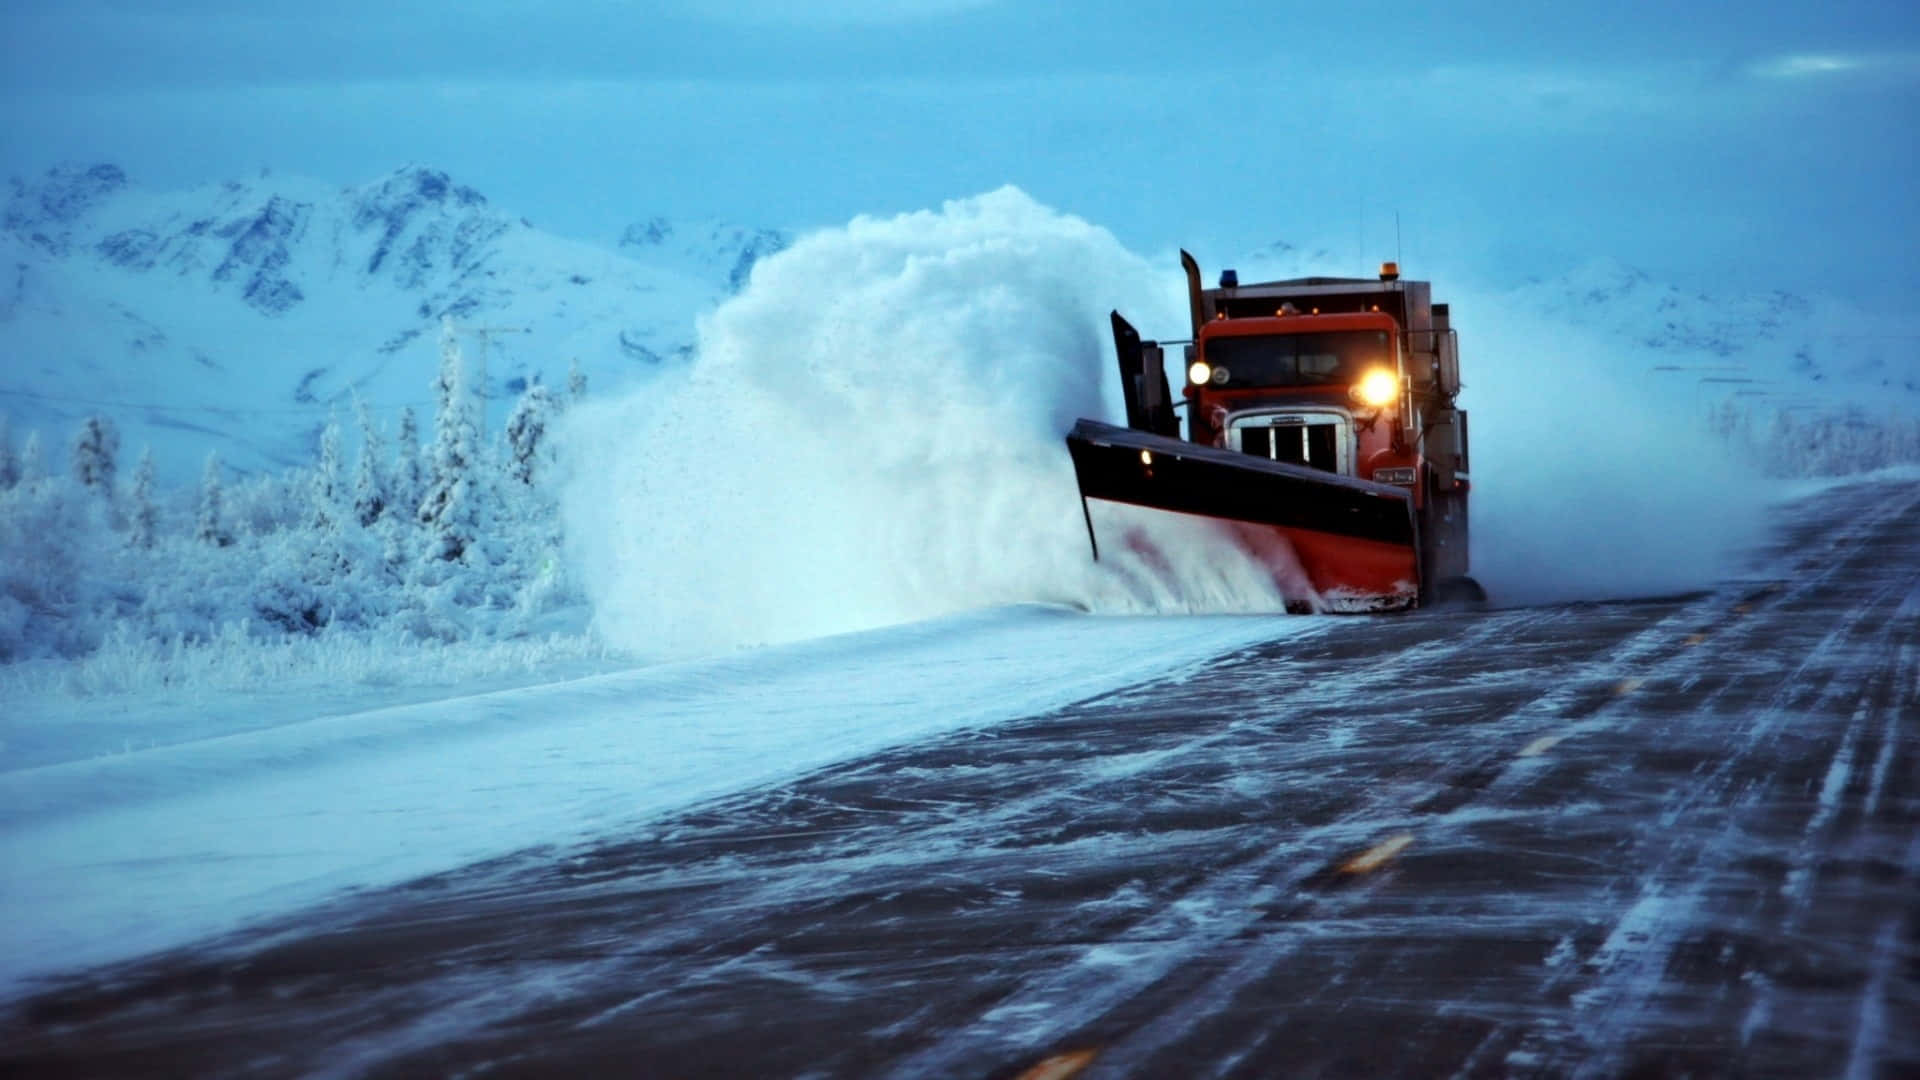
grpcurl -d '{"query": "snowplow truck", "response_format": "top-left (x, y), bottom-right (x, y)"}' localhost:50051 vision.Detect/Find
top-left (1066, 252), bottom-right (1474, 611)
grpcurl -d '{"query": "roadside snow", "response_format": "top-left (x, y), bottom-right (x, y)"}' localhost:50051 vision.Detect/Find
top-left (1769, 462), bottom-right (1920, 504)
top-left (0, 613), bottom-right (617, 773)
top-left (0, 604), bottom-right (1315, 995)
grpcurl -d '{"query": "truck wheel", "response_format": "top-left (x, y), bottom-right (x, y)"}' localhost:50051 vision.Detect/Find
top-left (1431, 576), bottom-right (1488, 607)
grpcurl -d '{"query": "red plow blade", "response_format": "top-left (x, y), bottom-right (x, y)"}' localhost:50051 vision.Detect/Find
top-left (1066, 418), bottom-right (1420, 611)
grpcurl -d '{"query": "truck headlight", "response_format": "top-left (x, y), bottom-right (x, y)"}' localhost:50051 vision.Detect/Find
top-left (1188, 361), bottom-right (1211, 385)
top-left (1352, 368), bottom-right (1399, 409)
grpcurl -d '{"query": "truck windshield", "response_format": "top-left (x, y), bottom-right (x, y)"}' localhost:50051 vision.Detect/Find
top-left (1203, 331), bottom-right (1392, 387)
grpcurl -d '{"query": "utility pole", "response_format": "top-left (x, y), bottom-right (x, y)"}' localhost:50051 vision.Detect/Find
top-left (450, 322), bottom-right (529, 436)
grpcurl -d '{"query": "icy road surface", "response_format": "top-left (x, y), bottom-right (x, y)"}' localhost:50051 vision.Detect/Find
top-left (0, 610), bottom-right (1307, 989)
top-left (6, 478), bottom-right (1920, 1078)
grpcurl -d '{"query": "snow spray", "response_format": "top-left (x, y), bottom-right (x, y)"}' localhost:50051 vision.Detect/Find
top-left (1451, 290), bottom-right (1770, 606)
top-left (561, 188), bottom-right (1286, 657)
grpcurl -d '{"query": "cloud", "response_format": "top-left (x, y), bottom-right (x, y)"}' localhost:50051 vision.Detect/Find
top-left (1747, 51), bottom-right (1920, 81)
top-left (1420, 63), bottom-right (1676, 117)
top-left (1751, 53), bottom-right (1865, 78)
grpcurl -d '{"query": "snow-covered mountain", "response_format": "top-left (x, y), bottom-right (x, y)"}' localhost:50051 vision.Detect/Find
top-left (616, 215), bottom-right (789, 295)
top-left (1502, 258), bottom-right (1919, 399)
top-left (0, 164), bottom-right (789, 481)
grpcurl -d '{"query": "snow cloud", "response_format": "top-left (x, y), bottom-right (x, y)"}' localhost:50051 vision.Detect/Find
top-left (1454, 287), bottom-right (1771, 607)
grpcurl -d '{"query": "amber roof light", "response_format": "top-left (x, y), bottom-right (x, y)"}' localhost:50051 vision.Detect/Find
top-left (1379, 261), bottom-right (1400, 281)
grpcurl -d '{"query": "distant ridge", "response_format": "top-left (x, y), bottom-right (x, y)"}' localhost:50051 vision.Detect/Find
top-left (0, 163), bottom-right (790, 480)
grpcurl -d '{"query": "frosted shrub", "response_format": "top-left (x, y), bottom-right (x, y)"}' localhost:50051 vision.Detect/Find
top-left (227, 470), bottom-right (304, 536)
top-left (0, 475), bottom-right (116, 660)
top-left (3, 620), bottom-right (608, 701)
top-left (0, 368), bottom-right (593, 685)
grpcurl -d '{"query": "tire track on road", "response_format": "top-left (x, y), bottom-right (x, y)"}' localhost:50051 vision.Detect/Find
top-left (1489, 489), bottom-right (1920, 1077)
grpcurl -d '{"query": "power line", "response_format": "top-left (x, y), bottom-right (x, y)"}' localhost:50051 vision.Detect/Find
top-left (0, 386), bottom-right (527, 418)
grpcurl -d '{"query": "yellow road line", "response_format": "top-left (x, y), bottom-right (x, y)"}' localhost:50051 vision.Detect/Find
top-left (1340, 832), bottom-right (1415, 875)
top-left (1014, 1048), bottom-right (1099, 1080)
top-left (1519, 734), bottom-right (1568, 757)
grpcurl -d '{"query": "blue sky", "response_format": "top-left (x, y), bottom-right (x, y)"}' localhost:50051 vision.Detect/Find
top-left (4, 1), bottom-right (1916, 299)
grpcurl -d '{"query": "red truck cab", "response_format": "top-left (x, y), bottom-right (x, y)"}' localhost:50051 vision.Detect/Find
top-left (1186, 309), bottom-right (1426, 508)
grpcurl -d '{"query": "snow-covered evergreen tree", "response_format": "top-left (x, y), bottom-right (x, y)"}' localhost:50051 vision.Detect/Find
top-left (196, 451), bottom-right (231, 547)
top-left (567, 357), bottom-right (586, 404)
top-left (128, 447), bottom-right (157, 549)
top-left (72, 414), bottom-right (119, 493)
top-left (504, 382), bottom-right (557, 487)
top-left (1708, 399), bottom-right (1740, 442)
top-left (419, 318), bottom-right (481, 562)
top-left (310, 413), bottom-right (344, 532)
top-left (352, 396), bottom-right (387, 527)
top-left (1765, 411), bottom-right (1799, 476)
top-left (0, 413), bottom-right (17, 491)
top-left (1897, 415), bottom-right (1920, 467)
top-left (18, 431), bottom-right (44, 490)
top-left (393, 406), bottom-right (424, 519)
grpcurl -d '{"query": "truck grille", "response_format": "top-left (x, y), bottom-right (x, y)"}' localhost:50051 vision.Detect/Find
top-left (1242, 422), bottom-right (1338, 473)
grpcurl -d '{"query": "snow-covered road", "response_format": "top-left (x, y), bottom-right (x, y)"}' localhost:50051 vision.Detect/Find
top-left (6, 477), bottom-right (1919, 1078)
